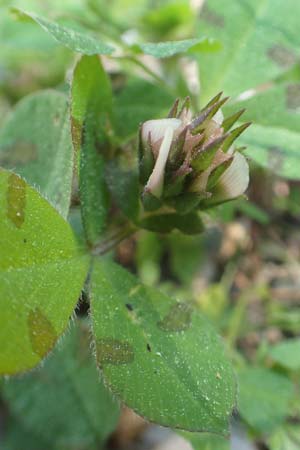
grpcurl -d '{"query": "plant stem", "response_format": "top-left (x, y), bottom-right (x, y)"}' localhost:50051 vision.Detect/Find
top-left (91, 223), bottom-right (138, 256)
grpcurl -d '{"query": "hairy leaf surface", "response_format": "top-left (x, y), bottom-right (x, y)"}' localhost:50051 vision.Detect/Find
top-left (91, 259), bottom-right (236, 434)
top-left (0, 169), bottom-right (89, 374)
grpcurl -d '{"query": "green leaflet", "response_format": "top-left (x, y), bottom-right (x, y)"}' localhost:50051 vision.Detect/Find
top-left (11, 8), bottom-right (115, 55)
top-left (71, 55), bottom-right (112, 244)
top-left (0, 91), bottom-right (74, 218)
top-left (224, 84), bottom-right (300, 179)
top-left (197, 0), bottom-right (300, 101)
top-left (2, 320), bottom-right (120, 449)
top-left (269, 338), bottom-right (300, 371)
top-left (238, 124), bottom-right (300, 179)
top-left (0, 169), bottom-right (89, 375)
top-left (90, 259), bottom-right (236, 434)
top-left (238, 367), bottom-right (294, 433)
top-left (139, 37), bottom-right (221, 58)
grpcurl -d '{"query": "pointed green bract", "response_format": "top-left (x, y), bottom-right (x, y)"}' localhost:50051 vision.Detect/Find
top-left (0, 91), bottom-right (74, 218)
top-left (207, 158), bottom-right (233, 190)
top-left (191, 136), bottom-right (227, 171)
top-left (221, 109), bottom-right (245, 132)
top-left (71, 55), bottom-right (112, 244)
top-left (222, 123), bottom-right (251, 153)
top-left (0, 169), bottom-right (89, 375)
top-left (2, 320), bottom-right (120, 448)
top-left (190, 97), bottom-right (228, 134)
top-left (11, 8), bottom-right (115, 55)
top-left (90, 259), bottom-right (236, 434)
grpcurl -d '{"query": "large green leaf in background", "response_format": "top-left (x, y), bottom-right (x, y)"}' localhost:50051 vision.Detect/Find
top-left (197, 0), bottom-right (300, 101)
top-left (268, 424), bottom-right (300, 450)
top-left (238, 367), bottom-right (294, 433)
top-left (225, 83), bottom-right (300, 180)
top-left (71, 55), bottom-right (112, 245)
top-left (0, 169), bottom-right (89, 374)
top-left (2, 320), bottom-right (119, 450)
top-left (0, 91), bottom-right (74, 218)
top-left (91, 259), bottom-right (236, 434)
top-left (11, 8), bottom-right (115, 55)
top-left (114, 78), bottom-right (173, 139)
top-left (269, 338), bottom-right (300, 371)
top-left (3, 422), bottom-right (50, 450)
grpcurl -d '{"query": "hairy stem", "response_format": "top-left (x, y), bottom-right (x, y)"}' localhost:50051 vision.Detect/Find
top-left (91, 223), bottom-right (138, 256)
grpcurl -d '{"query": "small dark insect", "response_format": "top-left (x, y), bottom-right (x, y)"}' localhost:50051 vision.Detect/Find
top-left (125, 303), bottom-right (133, 311)
top-left (147, 343), bottom-right (151, 352)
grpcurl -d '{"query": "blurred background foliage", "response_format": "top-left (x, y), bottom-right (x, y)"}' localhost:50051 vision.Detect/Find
top-left (0, 0), bottom-right (300, 449)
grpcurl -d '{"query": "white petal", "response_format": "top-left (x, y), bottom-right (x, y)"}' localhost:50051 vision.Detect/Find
top-left (213, 108), bottom-right (224, 125)
top-left (178, 106), bottom-right (193, 126)
top-left (141, 118), bottom-right (181, 145)
top-left (216, 152), bottom-right (249, 200)
top-left (145, 126), bottom-right (174, 197)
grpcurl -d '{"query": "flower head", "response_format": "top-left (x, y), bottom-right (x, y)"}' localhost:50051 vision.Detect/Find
top-left (139, 93), bottom-right (250, 214)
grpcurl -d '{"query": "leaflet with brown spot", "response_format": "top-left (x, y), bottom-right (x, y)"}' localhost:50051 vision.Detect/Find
top-left (158, 302), bottom-right (193, 332)
top-left (0, 141), bottom-right (38, 167)
top-left (286, 84), bottom-right (300, 111)
top-left (96, 338), bottom-right (134, 365)
top-left (267, 45), bottom-right (296, 68)
top-left (28, 308), bottom-right (57, 358)
top-left (7, 173), bottom-right (26, 228)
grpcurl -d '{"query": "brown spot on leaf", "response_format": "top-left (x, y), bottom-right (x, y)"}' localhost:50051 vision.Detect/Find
top-left (96, 338), bottom-right (134, 365)
top-left (158, 302), bottom-right (193, 332)
top-left (286, 84), bottom-right (300, 111)
top-left (267, 45), bottom-right (296, 68)
top-left (53, 113), bottom-right (61, 126)
top-left (28, 308), bottom-right (57, 358)
top-left (201, 5), bottom-right (224, 27)
top-left (0, 141), bottom-right (38, 167)
top-left (7, 173), bottom-right (26, 228)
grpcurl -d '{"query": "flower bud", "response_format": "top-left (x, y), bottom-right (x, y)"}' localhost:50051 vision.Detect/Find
top-left (138, 93), bottom-right (251, 214)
